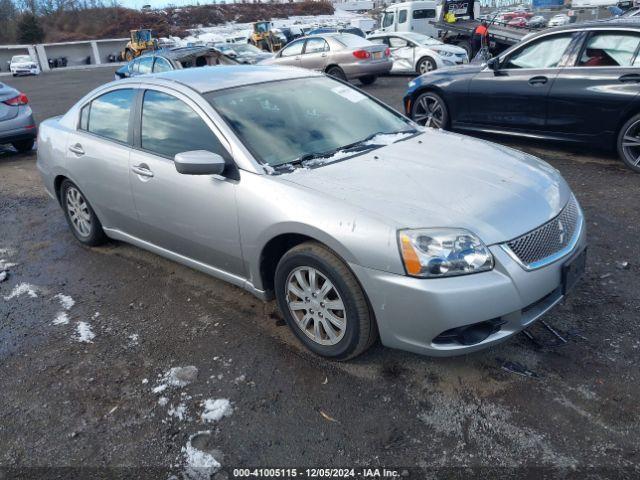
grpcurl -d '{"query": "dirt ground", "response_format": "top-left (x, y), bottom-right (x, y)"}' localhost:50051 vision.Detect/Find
top-left (1, 68), bottom-right (639, 479)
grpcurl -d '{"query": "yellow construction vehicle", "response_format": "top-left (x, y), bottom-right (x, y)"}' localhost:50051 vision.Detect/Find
top-left (249, 21), bottom-right (282, 53)
top-left (121, 29), bottom-right (158, 62)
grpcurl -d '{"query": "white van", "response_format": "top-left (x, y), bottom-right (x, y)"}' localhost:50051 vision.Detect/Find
top-left (377, 1), bottom-right (439, 38)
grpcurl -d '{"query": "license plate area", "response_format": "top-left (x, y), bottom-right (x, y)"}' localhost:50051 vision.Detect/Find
top-left (562, 248), bottom-right (587, 295)
top-left (373, 52), bottom-right (382, 60)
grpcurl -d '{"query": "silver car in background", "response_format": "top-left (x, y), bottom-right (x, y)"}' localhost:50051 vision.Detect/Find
top-left (0, 82), bottom-right (37, 152)
top-left (261, 33), bottom-right (392, 85)
top-left (36, 66), bottom-right (586, 360)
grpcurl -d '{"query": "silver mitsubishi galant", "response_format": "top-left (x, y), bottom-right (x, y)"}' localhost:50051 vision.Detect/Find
top-left (37, 65), bottom-right (587, 360)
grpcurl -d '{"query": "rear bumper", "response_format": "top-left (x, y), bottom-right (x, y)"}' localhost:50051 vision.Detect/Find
top-left (343, 59), bottom-right (393, 79)
top-left (350, 221), bottom-right (587, 357)
top-left (0, 106), bottom-right (37, 145)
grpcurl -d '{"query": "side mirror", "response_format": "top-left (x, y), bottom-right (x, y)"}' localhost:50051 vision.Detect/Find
top-left (174, 150), bottom-right (226, 176)
top-left (486, 57), bottom-right (500, 71)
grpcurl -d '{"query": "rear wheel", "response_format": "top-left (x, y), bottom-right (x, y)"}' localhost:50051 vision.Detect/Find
top-left (274, 242), bottom-right (377, 360)
top-left (359, 75), bottom-right (377, 85)
top-left (618, 113), bottom-right (640, 173)
top-left (60, 180), bottom-right (107, 246)
top-left (326, 66), bottom-right (346, 81)
top-left (416, 56), bottom-right (437, 75)
top-left (12, 139), bottom-right (34, 153)
top-left (411, 91), bottom-right (449, 129)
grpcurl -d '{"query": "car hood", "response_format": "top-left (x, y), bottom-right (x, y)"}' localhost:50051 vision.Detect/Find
top-left (278, 130), bottom-right (570, 245)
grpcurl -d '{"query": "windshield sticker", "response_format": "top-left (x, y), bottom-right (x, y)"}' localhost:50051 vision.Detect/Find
top-left (331, 85), bottom-right (366, 103)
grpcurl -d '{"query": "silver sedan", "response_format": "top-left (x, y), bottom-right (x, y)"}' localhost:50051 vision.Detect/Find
top-left (37, 65), bottom-right (586, 360)
top-left (260, 33), bottom-right (392, 85)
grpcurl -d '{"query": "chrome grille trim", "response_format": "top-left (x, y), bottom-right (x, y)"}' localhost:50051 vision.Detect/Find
top-left (501, 196), bottom-right (583, 271)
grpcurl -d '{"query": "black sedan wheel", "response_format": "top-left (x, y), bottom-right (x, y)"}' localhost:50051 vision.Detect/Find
top-left (618, 114), bottom-right (640, 173)
top-left (411, 92), bottom-right (449, 129)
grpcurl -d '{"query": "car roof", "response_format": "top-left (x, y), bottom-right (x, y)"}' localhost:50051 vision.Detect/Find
top-left (524, 19), bottom-right (640, 39)
top-left (144, 65), bottom-right (321, 93)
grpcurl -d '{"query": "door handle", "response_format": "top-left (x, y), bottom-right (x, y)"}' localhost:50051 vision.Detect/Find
top-left (131, 164), bottom-right (154, 178)
top-left (68, 143), bottom-right (84, 155)
top-left (619, 73), bottom-right (640, 83)
top-left (528, 76), bottom-right (548, 86)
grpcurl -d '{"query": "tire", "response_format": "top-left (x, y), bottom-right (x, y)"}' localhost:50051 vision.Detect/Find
top-left (125, 50), bottom-right (134, 62)
top-left (411, 91), bottom-right (449, 129)
top-left (617, 113), bottom-right (640, 173)
top-left (456, 40), bottom-right (473, 58)
top-left (12, 139), bottom-right (34, 153)
top-left (274, 241), bottom-right (377, 360)
top-left (359, 75), bottom-right (377, 85)
top-left (60, 179), bottom-right (107, 246)
top-left (326, 66), bottom-right (347, 81)
top-left (416, 56), bottom-right (437, 75)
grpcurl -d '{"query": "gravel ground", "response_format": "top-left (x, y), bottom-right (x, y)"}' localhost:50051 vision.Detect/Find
top-left (1, 67), bottom-right (638, 479)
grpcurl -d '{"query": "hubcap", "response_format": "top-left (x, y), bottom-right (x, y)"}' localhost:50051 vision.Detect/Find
top-left (622, 120), bottom-right (640, 167)
top-left (285, 266), bottom-right (346, 346)
top-left (413, 95), bottom-right (444, 128)
top-left (66, 187), bottom-right (92, 237)
top-left (420, 60), bottom-right (434, 74)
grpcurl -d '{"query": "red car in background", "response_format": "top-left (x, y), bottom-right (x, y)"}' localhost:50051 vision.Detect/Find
top-left (507, 17), bottom-right (528, 28)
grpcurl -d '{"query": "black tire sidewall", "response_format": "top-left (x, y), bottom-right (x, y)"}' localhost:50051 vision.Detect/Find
top-left (417, 57), bottom-right (436, 74)
top-left (327, 67), bottom-right (346, 80)
top-left (412, 91), bottom-right (449, 129)
top-left (60, 180), bottom-right (105, 246)
top-left (618, 114), bottom-right (640, 173)
top-left (275, 250), bottom-right (363, 359)
top-left (359, 75), bottom-right (376, 85)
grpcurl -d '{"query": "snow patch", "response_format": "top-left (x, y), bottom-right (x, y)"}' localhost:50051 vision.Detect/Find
top-left (154, 366), bottom-right (198, 393)
top-left (152, 384), bottom-right (168, 394)
top-left (74, 322), bottom-right (95, 343)
top-left (201, 398), bottom-right (233, 423)
top-left (158, 396), bottom-right (169, 407)
top-left (128, 333), bottom-right (139, 346)
top-left (52, 311), bottom-right (69, 325)
top-left (54, 293), bottom-right (75, 310)
top-left (182, 431), bottom-right (221, 480)
top-left (4, 282), bottom-right (38, 300)
top-left (168, 402), bottom-right (188, 421)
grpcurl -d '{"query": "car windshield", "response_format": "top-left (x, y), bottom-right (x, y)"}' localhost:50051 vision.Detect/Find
top-left (403, 33), bottom-right (441, 46)
top-left (12, 55), bottom-right (31, 63)
top-left (206, 76), bottom-right (414, 168)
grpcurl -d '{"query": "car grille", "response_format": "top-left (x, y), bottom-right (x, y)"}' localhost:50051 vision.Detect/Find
top-left (505, 196), bottom-right (581, 268)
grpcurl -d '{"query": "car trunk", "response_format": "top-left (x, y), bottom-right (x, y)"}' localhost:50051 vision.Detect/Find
top-left (0, 83), bottom-right (19, 122)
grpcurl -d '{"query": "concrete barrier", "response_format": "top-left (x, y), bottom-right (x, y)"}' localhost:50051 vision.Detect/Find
top-left (0, 38), bottom-right (127, 75)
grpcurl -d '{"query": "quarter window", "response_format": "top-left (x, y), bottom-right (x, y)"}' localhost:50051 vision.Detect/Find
top-left (504, 34), bottom-right (574, 69)
top-left (398, 10), bottom-right (408, 24)
top-left (305, 38), bottom-right (329, 54)
top-left (389, 37), bottom-right (409, 48)
top-left (281, 40), bottom-right (304, 57)
top-left (141, 90), bottom-right (228, 159)
top-left (82, 89), bottom-right (135, 143)
top-left (577, 32), bottom-right (640, 67)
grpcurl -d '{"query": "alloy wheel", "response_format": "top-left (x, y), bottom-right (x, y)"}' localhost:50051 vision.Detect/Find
top-left (285, 266), bottom-right (346, 346)
top-left (419, 59), bottom-right (435, 74)
top-left (66, 186), bottom-right (92, 237)
top-left (413, 95), bottom-right (445, 128)
top-left (622, 119), bottom-right (640, 168)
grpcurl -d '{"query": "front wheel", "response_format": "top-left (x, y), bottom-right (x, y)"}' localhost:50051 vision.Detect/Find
top-left (416, 56), bottom-right (437, 75)
top-left (60, 180), bottom-right (107, 246)
top-left (618, 113), bottom-right (640, 173)
top-left (274, 242), bottom-right (377, 360)
top-left (411, 91), bottom-right (449, 129)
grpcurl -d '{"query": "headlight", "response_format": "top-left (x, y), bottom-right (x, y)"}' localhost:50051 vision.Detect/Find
top-left (433, 49), bottom-right (453, 57)
top-left (408, 80), bottom-right (417, 87)
top-left (398, 228), bottom-right (494, 278)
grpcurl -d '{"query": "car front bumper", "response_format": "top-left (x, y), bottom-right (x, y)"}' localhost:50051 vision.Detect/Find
top-left (350, 221), bottom-right (587, 357)
top-left (11, 67), bottom-right (40, 75)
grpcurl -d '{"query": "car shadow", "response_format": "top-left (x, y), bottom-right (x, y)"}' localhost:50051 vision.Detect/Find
top-left (0, 143), bottom-right (36, 162)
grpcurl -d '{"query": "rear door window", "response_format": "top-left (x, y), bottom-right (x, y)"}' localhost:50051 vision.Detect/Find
top-left (83, 89), bottom-right (135, 144)
top-left (577, 32), bottom-right (640, 67)
top-left (305, 38), bottom-right (329, 54)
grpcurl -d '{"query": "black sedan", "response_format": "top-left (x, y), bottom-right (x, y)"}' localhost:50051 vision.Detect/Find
top-left (114, 46), bottom-right (237, 80)
top-left (404, 21), bottom-right (640, 172)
